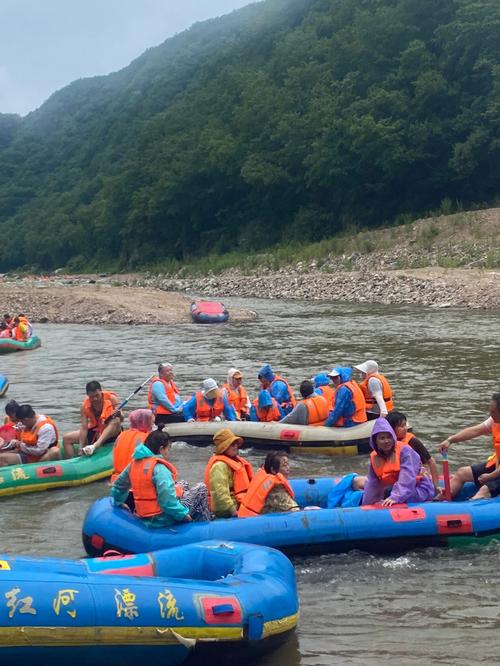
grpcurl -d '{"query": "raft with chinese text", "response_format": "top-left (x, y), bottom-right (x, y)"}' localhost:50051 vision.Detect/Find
top-left (0, 540), bottom-right (298, 666)
top-left (167, 419), bottom-right (375, 456)
top-left (0, 443), bottom-right (114, 497)
top-left (83, 477), bottom-right (498, 557)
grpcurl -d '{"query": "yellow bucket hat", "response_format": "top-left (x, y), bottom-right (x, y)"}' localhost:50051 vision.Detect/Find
top-left (213, 428), bottom-right (243, 455)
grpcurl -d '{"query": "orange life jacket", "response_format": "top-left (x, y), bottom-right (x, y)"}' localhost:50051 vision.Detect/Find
top-left (334, 380), bottom-right (367, 426)
top-left (252, 397), bottom-right (282, 422)
top-left (111, 429), bottom-right (148, 483)
top-left (82, 392), bottom-right (117, 433)
top-left (204, 454), bottom-right (254, 510)
top-left (359, 373), bottom-right (394, 412)
top-left (270, 375), bottom-right (297, 408)
top-left (303, 393), bottom-right (330, 426)
top-left (318, 384), bottom-right (336, 407)
top-left (370, 440), bottom-right (405, 487)
top-left (238, 467), bottom-right (295, 517)
top-left (370, 440), bottom-right (422, 487)
top-left (14, 324), bottom-right (28, 341)
top-left (20, 415), bottom-right (58, 463)
top-left (486, 421), bottom-right (500, 468)
top-left (129, 457), bottom-right (182, 518)
top-left (147, 377), bottom-right (180, 415)
top-left (195, 391), bottom-right (225, 421)
top-left (222, 383), bottom-right (249, 418)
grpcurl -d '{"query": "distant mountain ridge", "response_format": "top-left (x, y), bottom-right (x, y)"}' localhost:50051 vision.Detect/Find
top-left (0, 0), bottom-right (498, 271)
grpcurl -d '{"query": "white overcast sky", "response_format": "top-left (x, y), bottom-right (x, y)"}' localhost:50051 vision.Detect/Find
top-left (0, 0), bottom-right (254, 116)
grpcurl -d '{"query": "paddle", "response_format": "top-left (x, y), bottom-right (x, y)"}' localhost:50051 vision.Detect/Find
top-left (103, 374), bottom-right (156, 425)
top-left (441, 449), bottom-right (452, 501)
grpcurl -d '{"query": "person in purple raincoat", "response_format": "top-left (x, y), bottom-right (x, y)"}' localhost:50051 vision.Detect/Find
top-left (362, 417), bottom-right (435, 506)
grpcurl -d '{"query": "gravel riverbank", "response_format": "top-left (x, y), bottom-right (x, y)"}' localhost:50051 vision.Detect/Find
top-left (0, 263), bottom-right (497, 328)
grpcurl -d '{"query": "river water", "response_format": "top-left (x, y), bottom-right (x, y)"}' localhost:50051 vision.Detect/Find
top-left (1, 296), bottom-right (499, 665)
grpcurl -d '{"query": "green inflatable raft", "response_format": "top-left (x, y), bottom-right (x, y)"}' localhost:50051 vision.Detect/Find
top-left (0, 443), bottom-right (113, 497)
top-left (0, 335), bottom-right (42, 354)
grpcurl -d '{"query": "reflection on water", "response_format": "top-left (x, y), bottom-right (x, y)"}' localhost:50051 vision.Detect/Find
top-left (1, 297), bottom-right (499, 665)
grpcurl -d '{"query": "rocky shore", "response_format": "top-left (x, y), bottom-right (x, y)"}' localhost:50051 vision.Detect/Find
top-left (0, 263), bottom-right (498, 328)
top-left (1, 208), bottom-right (498, 324)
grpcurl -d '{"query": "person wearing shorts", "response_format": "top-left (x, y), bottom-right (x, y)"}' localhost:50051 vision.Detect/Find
top-left (440, 392), bottom-right (500, 499)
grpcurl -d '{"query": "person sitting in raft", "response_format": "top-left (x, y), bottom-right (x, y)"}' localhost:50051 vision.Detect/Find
top-left (11, 316), bottom-right (29, 342)
top-left (0, 322), bottom-right (11, 338)
top-left (386, 410), bottom-right (440, 495)
top-left (249, 389), bottom-right (284, 422)
top-left (222, 368), bottom-right (251, 420)
top-left (362, 417), bottom-right (435, 506)
top-left (313, 373), bottom-right (336, 407)
top-left (238, 451), bottom-right (299, 517)
top-left (204, 428), bottom-right (254, 518)
top-left (4, 400), bottom-right (20, 425)
top-left (324, 367), bottom-right (367, 428)
top-left (111, 430), bottom-right (193, 528)
top-left (2, 313), bottom-right (13, 331)
top-left (147, 362), bottom-right (185, 427)
top-left (0, 404), bottom-right (58, 466)
top-left (326, 474), bottom-right (367, 508)
top-left (62, 380), bottom-right (121, 458)
top-left (355, 359), bottom-right (394, 419)
top-left (17, 313), bottom-right (33, 336)
top-left (440, 391), bottom-right (500, 500)
top-left (183, 378), bottom-right (237, 422)
top-left (258, 364), bottom-right (296, 415)
top-left (280, 380), bottom-right (330, 426)
top-left (111, 408), bottom-right (154, 483)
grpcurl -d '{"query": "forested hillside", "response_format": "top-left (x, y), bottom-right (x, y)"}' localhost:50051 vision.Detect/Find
top-left (0, 0), bottom-right (498, 271)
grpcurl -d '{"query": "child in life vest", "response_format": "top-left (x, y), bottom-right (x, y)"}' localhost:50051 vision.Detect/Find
top-left (362, 417), bottom-right (435, 506)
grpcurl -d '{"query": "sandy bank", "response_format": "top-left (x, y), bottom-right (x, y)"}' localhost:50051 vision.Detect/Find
top-left (0, 279), bottom-right (256, 325)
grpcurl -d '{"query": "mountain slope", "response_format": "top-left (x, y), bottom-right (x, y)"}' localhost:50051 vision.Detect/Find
top-left (0, 0), bottom-right (498, 271)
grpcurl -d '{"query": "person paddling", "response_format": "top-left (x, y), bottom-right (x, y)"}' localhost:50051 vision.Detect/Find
top-left (440, 392), bottom-right (500, 500)
top-left (62, 380), bottom-right (121, 458)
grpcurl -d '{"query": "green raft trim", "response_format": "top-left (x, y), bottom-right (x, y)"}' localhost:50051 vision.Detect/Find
top-left (0, 336), bottom-right (42, 354)
top-left (0, 442), bottom-right (113, 497)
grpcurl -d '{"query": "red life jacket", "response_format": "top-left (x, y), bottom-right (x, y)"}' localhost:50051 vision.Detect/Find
top-left (334, 381), bottom-right (367, 426)
top-left (14, 324), bottom-right (28, 341)
top-left (222, 383), bottom-right (249, 418)
top-left (270, 375), bottom-right (297, 409)
top-left (238, 467), bottom-right (295, 517)
top-left (129, 457), bottom-right (182, 518)
top-left (359, 373), bottom-right (394, 412)
top-left (204, 454), bottom-right (253, 510)
top-left (20, 415), bottom-right (58, 463)
top-left (195, 391), bottom-right (225, 421)
top-left (111, 429), bottom-right (148, 483)
top-left (251, 397), bottom-right (282, 422)
top-left (82, 391), bottom-right (117, 433)
top-left (147, 377), bottom-right (180, 415)
top-left (303, 393), bottom-right (330, 426)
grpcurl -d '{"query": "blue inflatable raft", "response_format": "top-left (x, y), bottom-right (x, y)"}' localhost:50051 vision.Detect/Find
top-left (190, 300), bottom-right (229, 324)
top-left (0, 541), bottom-right (298, 666)
top-left (83, 478), bottom-right (496, 557)
top-left (0, 374), bottom-right (8, 397)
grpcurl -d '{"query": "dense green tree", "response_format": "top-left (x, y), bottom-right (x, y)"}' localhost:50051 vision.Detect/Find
top-left (0, 0), bottom-right (499, 271)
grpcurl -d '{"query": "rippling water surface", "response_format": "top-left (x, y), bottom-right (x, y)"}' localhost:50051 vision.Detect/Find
top-left (1, 297), bottom-right (499, 665)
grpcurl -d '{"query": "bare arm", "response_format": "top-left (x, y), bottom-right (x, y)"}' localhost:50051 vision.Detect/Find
top-left (440, 421), bottom-right (490, 451)
top-left (78, 406), bottom-right (88, 447)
